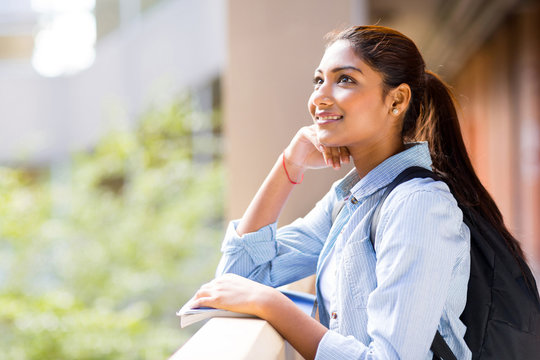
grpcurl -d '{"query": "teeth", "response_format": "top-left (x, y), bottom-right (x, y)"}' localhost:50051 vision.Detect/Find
top-left (318, 116), bottom-right (342, 120)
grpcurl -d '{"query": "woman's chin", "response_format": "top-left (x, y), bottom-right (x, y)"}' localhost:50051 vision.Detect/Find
top-left (316, 132), bottom-right (336, 146)
top-left (320, 142), bottom-right (341, 148)
top-left (317, 136), bottom-right (340, 148)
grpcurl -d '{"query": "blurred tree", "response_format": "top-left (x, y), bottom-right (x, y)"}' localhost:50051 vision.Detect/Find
top-left (0, 98), bottom-right (224, 359)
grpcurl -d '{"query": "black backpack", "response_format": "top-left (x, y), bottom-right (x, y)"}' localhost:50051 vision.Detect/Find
top-left (368, 166), bottom-right (540, 359)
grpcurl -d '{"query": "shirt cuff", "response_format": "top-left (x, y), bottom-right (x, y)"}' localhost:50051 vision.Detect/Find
top-left (316, 330), bottom-right (367, 360)
top-left (220, 220), bottom-right (278, 266)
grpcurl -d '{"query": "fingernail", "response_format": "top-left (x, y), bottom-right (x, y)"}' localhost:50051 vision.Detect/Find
top-left (319, 145), bottom-right (325, 152)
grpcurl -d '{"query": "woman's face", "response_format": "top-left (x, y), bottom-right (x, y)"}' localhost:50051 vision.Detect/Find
top-left (308, 40), bottom-right (399, 153)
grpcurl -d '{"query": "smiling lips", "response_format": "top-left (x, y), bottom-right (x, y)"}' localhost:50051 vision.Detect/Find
top-left (316, 114), bottom-right (343, 125)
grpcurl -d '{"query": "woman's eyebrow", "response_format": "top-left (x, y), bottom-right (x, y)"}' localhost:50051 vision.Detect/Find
top-left (315, 66), bottom-right (364, 74)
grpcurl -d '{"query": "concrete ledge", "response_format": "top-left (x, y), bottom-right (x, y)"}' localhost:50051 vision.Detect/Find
top-left (170, 317), bottom-right (296, 360)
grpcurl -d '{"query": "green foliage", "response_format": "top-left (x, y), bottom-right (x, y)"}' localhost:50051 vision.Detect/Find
top-left (0, 100), bottom-right (224, 359)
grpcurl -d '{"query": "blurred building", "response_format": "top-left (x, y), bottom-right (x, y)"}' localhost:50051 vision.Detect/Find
top-left (0, 0), bottom-right (224, 165)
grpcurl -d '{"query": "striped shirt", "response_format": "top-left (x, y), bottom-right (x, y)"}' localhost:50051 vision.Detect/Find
top-left (216, 142), bottom-right (471, 359)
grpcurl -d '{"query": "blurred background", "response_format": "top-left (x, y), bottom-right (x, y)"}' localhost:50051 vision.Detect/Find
top-left (0, 0), bottom-right (538, 358)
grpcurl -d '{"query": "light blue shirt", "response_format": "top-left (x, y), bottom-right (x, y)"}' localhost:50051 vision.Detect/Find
top-left (216, 142), bottom-right (471, 360)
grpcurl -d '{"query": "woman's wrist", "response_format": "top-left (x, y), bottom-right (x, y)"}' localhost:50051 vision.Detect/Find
top-left (283, 145), bottom-right (306, 168)
top-left (255, 287), bottom-right (289, 320)
top-left (282, 150), bottom-right (305, 184)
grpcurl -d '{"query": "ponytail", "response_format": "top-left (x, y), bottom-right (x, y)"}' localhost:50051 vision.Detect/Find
top-left (417, 71), bottom-right (525, 260)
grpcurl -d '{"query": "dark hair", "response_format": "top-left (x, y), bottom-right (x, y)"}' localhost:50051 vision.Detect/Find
top-left (326, 25), bottom-right (525, 260)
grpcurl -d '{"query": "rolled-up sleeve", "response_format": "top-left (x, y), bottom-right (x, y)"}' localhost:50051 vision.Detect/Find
top-left (220, 220), bottom-right (278, 266)
top-left (216, 188), bottom-right (337, 287)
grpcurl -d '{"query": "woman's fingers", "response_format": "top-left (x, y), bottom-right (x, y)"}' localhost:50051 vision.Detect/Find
top-left (189, 274), bottom-right (271, 315)
top-left (190, 295), bottom-right (216, 309)
top-left (194, 286), bottom-right (211, 299)
top-left (340, 147), bottom-right (351, 164)
top-left (329, 147), bottom-right (341, 169)
top-left (319, 144), bottom-right (329, 167)
top-left (319, 145), bottom-right (350, 169)
top-left (191, 279), bottom-right (228, 309)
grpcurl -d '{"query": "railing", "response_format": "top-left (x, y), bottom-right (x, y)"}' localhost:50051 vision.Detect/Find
top-left (170, 276), bottom-right (315, 360)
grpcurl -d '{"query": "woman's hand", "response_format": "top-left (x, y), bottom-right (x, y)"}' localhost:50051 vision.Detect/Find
top-left (191, 274), bottom-right (328, 360)
top-left (284, 125), bottom-right (350, 171)
top-left (189, 273), bottom-right (279, 319)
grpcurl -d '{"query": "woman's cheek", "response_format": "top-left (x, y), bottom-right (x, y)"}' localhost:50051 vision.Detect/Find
top-left (307, 98), bottom-right (316, 118)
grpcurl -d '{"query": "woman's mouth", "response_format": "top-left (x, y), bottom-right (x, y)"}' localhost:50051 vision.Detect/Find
top-left (316, 115), bottom-right (343, 125)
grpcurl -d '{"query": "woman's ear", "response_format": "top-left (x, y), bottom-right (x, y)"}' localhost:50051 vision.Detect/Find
top-left (388, 83), bottom-right (411, 116)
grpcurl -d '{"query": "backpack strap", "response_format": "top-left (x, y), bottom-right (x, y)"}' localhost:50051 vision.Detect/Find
top-left (369, 166), bottom-right (457, 360)
top-left (370, 166), bottom-right (439, 244)
top-left (432, 331), bottom-right (458, 360)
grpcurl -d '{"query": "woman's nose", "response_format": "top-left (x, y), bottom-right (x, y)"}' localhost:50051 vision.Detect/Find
top-left (312, 85), bottom-right (334, 107)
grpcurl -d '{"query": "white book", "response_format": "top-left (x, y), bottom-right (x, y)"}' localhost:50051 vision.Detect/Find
top-left (177, 289), bottom-right (316, 328)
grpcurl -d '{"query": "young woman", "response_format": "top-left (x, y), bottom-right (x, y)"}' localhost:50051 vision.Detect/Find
top-left (189, 26), bottom-right (523, 359)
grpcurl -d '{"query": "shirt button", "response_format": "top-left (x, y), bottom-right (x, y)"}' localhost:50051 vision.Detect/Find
top-left (331, 312), bottom-right (338, 319)
top-left (350, 197), bottom-right (358, 204)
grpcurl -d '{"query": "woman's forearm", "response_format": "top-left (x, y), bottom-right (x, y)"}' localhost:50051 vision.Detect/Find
top-left (259, 290), bottom-right (327, 360)
top-left (235, 154), bottom-right (304, 236)
top-left (235, 126), bottom-right (349, 236)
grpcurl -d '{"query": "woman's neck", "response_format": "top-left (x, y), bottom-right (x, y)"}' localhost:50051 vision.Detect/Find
top-left (349, 137), bottom-right (405, 178)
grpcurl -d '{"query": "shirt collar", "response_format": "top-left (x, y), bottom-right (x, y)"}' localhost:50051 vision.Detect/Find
top-left (334, 142), bottom-right (433, 201)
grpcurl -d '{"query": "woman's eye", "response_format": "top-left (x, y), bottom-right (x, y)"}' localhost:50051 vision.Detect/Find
top-left (338, 75), bottom-right (355, 84)
top-left (313, 77), bottom-right (323, 86)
